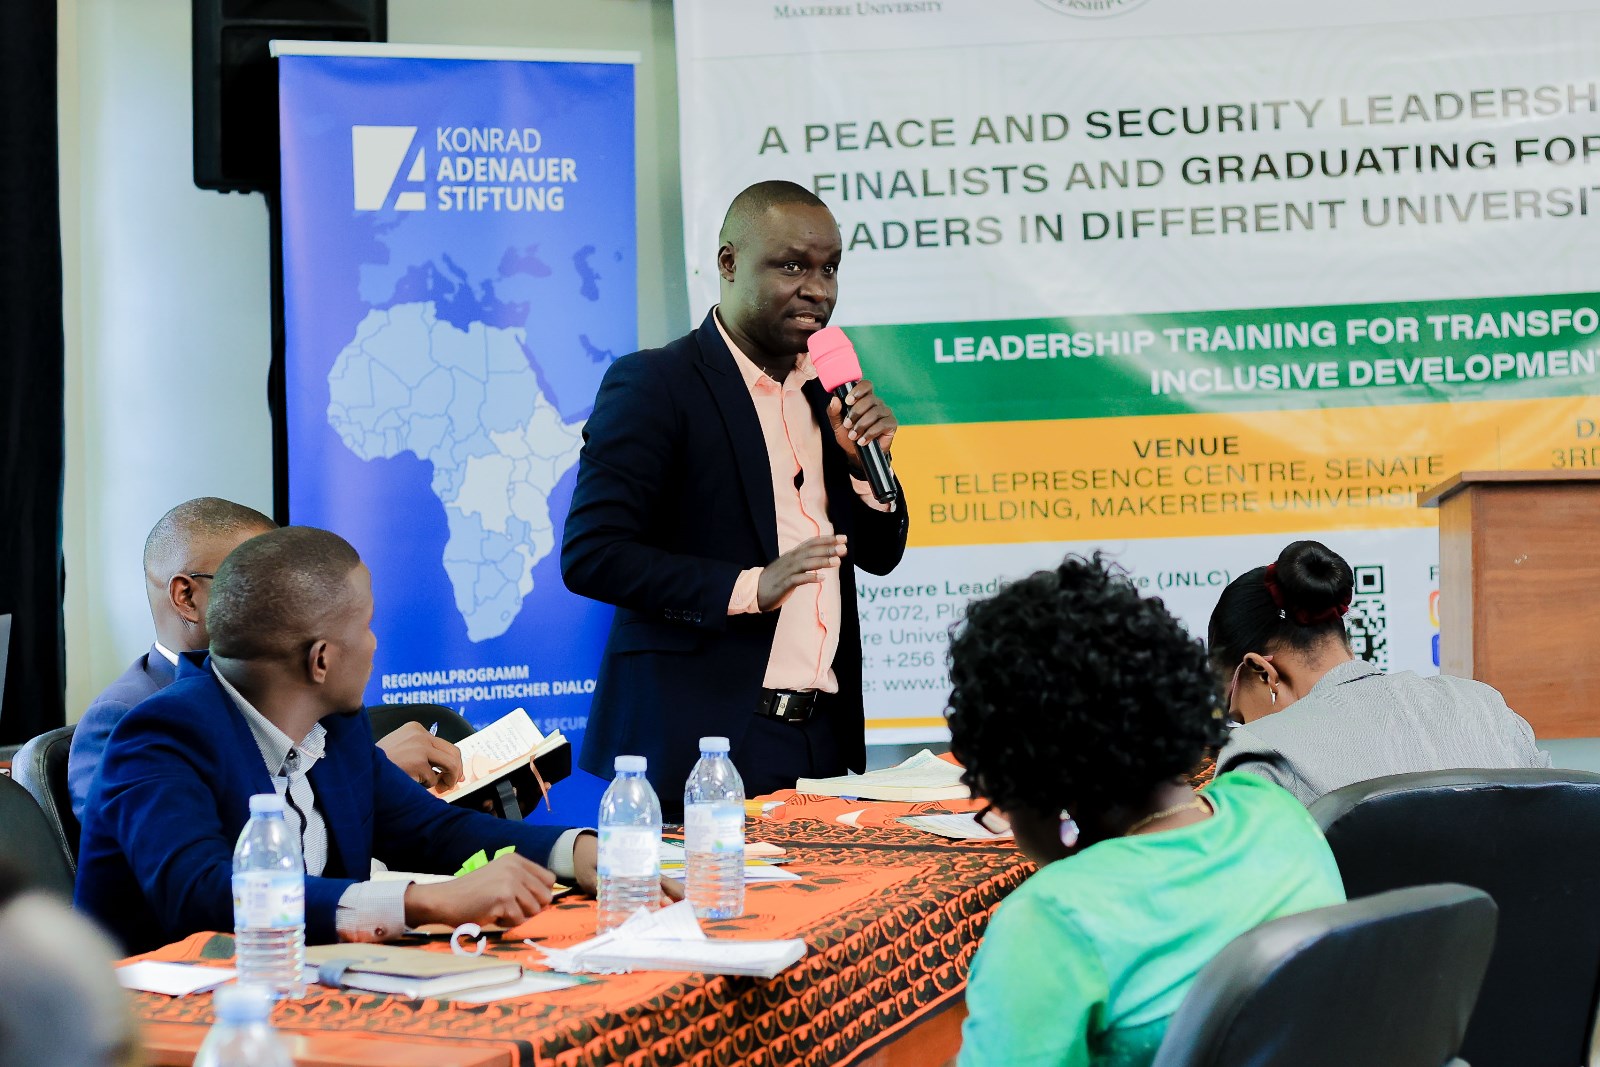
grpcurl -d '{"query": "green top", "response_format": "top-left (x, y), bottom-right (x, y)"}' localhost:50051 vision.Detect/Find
top-left (959, 773), bottom-right (1345, 1067)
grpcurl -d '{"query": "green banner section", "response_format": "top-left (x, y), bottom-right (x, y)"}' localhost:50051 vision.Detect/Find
top-left (853, 291), bottom-right (1600, 426)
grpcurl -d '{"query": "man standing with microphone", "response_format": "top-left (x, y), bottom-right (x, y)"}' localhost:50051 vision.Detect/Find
top-left (562, 180), bottom-right (909, 811)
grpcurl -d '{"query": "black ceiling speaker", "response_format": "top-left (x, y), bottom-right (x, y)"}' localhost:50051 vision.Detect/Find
top-left (192, 0), bottom-right (386, 194)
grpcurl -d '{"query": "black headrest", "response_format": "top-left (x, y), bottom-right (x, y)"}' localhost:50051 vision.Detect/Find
top-left (1311, 767), bottom-right (1600, 835)
top-left (364, 703), bottom-right (476, 745)
top-left (10, 725), bottom-right (77, 874)
top-left (1153, 884), bottom-right (1496, 1067)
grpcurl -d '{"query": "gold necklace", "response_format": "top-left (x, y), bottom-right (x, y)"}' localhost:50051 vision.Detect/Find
top-left (1123, 796), bottom-right (1211, 837)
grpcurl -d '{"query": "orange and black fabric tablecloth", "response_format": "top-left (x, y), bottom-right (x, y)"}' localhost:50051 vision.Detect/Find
top-left (126, 816), bottom-right (1026, 1067)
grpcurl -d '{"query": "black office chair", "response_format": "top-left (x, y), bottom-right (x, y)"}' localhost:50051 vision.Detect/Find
top-left (1309, 768), bottom-right (1600, 1067)
top-left (1151, 884), bottom-right (1495, 1067)
top-left (0, 773), bottom-right (75, 900)
top-left (11, 725), bottom-right (78, 876)
top-left (1305, 767), bottom-right (1600, 1067)
top-left (365, 703), bottom-right (476, 744)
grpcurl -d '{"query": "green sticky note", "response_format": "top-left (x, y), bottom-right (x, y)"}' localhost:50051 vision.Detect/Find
top-left (454, 845), bottom-right (516, 877)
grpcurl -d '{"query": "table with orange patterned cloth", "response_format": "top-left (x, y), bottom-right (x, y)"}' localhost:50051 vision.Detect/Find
top-left (127, 816), bottom-right (1025, 1067)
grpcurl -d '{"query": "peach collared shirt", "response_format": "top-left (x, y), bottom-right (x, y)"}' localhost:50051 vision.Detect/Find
top-left (716, 310), bottom-right (889, 693)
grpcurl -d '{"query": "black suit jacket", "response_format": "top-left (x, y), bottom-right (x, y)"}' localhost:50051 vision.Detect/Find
top-left (75, 664), bottom-right (566, 953)
top-left (562, 311), bottom-right (909, 799)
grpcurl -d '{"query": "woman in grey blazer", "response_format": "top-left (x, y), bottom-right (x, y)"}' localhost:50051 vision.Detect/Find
top-left (1209, 540), bottom-right (1548, 806)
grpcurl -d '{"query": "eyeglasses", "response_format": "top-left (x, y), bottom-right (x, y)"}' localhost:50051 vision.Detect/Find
top-left (974, 803), bottom-right (1010, 835)
top-left (186, 572), bottom-right (215, 581)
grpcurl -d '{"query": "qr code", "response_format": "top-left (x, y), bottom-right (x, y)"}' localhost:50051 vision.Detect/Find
top-left (1346, 564), bottom-right (1388, 670)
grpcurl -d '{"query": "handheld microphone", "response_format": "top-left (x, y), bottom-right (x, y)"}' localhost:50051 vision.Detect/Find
top-left (807, 326), bottom-right (899, 506)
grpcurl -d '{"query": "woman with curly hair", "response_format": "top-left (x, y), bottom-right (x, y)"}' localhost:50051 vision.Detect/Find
top-left (951, 554), bottom-right (1344, 1067)
top-left (1209, 539), bottom-right (1548, 805)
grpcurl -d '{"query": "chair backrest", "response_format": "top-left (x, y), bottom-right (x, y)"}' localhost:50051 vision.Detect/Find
top-left (11, 725), bottom-right (78, 875)
top-left (0, 773), bottom-right (75, 900)
top-left (1152, 884), bottom-right (1496, 1067)
top-left (364, 703), bottom-right (476, 744)
top-left (1310, 768), bottom-right (1600, 1067)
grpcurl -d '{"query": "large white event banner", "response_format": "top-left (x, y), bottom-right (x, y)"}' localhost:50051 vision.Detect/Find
top-left (676, 1), bottom-right (1600, 742)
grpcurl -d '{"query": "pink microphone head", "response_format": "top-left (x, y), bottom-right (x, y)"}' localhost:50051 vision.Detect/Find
top-left (807, 326), bottom-right (863, 392)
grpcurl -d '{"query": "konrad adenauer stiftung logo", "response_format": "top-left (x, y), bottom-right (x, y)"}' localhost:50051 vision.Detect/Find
top-left (1034, 0), bottom-right (1153, 16)
top-left (352, 125), bottom-right (426, 211)
top-left (349, 123), bottom-right (567, 214)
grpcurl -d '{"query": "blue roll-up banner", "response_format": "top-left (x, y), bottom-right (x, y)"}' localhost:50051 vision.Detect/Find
top-left (276, 44), bottom-right (637, 822)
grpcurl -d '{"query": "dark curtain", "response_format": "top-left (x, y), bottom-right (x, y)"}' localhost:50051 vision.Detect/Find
top-left (0, 0), bottom-right (66, 744)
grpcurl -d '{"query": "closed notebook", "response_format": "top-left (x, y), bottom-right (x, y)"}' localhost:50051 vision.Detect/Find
top-left (304, 943), bottom-right (522, 998)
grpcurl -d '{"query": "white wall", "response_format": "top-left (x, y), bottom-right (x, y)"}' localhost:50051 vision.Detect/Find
top-left (59, 0), bottom-right (275, 722)
top-left (58, 0), bottom-right (686, 720)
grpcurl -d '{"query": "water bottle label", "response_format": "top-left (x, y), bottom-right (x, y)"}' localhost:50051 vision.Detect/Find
top-left (598, 827), bottom-right (659, 879)
top-left (233, 871), bottom-right (305, 928)
top-left (685, 805), bottom-right (745, 853)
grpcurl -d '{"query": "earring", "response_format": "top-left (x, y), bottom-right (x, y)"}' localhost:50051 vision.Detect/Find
top-left (1269, 686), bottom-right (1278, 705)
top-left (1059, 814), bottom-right (1080, 848)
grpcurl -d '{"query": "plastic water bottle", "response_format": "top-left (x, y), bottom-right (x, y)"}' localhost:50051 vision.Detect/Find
top-left (232, 794), bottom-right (305, 999)
top-left (597, 755), bottom-right (662, 933)
top-left (194, 983), bottom-right (293, 1067)
top-left (684, 736), bottom-right (745, 919)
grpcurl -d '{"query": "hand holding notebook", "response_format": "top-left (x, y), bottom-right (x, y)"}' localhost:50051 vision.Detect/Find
top-left (431, 708), bottom-right (568, 804)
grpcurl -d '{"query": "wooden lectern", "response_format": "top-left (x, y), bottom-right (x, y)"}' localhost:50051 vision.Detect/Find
top-left (1420, 470), bottom-right (1600, 738)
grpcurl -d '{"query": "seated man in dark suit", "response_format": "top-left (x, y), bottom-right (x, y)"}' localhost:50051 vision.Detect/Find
top-left (69, 498), bottom-right (461, 821)
top-left (76, 526), bottom-right (600, 953)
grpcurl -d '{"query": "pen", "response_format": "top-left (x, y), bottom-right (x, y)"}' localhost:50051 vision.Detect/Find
top-left (428, 721), bottom-right (439, 736)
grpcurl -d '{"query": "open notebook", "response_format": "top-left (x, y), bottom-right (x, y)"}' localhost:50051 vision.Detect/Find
top-left (434, 708), bottom-right (567, 804)
top-left (795, 749), bottom-right (969, 802)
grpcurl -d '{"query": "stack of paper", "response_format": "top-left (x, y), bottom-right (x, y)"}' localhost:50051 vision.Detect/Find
top-left (538, 901), bottom-right (807, 979)
top-left (435, 708), bottom-right (567, 804)
top-left (447, 972), bottom-right (586, 1002)
top-left (116, 962), bottom-right (236, 996)
top-left (796, 749), bottom-right (969, 802)
top-left (658, 842), bottom-right (801, 883)
top-left (898, 812), bottom-right (1013, 840)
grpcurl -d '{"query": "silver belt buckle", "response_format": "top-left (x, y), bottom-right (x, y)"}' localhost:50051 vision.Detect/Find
top-left (760, 689), bottom-right (813, 722)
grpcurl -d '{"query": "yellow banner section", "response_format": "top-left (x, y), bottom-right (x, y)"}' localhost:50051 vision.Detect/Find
top-left (899, 395), bottom-right (1600, 546)
top-left (865, 717), bottom-right (949, 732)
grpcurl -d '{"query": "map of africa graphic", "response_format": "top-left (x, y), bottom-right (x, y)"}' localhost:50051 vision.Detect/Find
top-left (326, 235), bottom-right (625, 641)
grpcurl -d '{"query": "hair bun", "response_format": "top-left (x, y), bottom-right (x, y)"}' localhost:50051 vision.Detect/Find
top-left (1273, 541), bottom-right (1353, 625)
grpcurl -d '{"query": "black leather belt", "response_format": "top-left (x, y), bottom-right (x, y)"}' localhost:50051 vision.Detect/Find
top-left (756, 688), bottom-right (819, 723)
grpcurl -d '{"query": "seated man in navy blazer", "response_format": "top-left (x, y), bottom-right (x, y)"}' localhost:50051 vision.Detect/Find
top-left (76, 526), bottom-right (600, 953)
top-left (563, 181), bottom-right (909, 809)
top-left (69, 498), bottom-right (463, 822)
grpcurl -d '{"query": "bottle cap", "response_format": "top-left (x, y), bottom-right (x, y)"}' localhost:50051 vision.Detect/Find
top-left (615, 755), bottom-right (647, 774)
top-left (213, 982), bottom-right (274, 1023)
top-left (699, 736), bottom-right (730, 754)
top-left (249, 794), bottom-right (286, 814)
